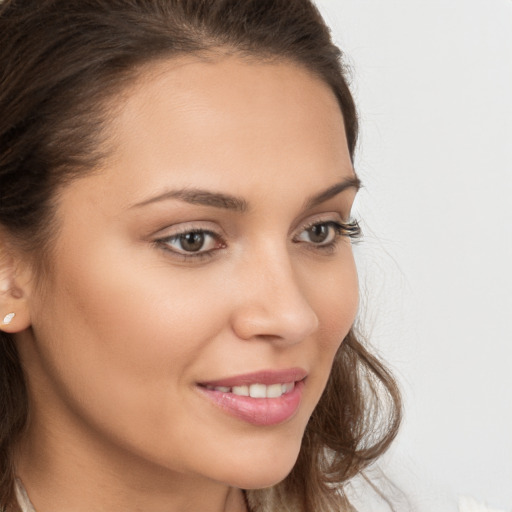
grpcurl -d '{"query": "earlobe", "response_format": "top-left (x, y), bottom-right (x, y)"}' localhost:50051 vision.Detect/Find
top-left (0, 281), bottom-right (32, 334)
top-left (0, 276), bottom-right (32, 333)
top-left (0, 238), bottom-right (33, 334)
top-left (0, 306), bottom-right (31, 334)
top-left (3, 313), bottom-right (15, 325)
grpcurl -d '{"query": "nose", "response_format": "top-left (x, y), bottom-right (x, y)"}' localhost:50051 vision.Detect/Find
top-left (229, 246), bottom-right (319, 345)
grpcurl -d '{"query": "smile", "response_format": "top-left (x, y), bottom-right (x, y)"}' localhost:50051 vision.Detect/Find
top-left (197, 368), bottom-right (307, 426)
top-left (204, 382), bottom-right (295, 398)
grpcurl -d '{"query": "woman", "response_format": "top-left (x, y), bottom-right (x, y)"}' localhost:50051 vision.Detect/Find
top-left (0, 1), bottom-right (401, 510)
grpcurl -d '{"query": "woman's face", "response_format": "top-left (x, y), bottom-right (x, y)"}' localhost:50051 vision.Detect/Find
top-left (19, 56), bottom-right (359, 490)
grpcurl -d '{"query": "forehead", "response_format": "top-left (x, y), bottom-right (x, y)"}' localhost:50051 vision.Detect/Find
top-left (81, 55), bottom-right (353, 211)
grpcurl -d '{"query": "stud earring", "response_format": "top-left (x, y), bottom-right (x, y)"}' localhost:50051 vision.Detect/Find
top-left (2, 313), bottom-right (15, 325)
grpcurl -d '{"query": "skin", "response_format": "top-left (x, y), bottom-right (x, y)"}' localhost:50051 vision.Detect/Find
top-left (9, 55), bottom-right (359, 512)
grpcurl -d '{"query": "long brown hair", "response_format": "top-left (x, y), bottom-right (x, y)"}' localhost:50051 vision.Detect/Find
top-left (0, 1), bottom-right (401, 510)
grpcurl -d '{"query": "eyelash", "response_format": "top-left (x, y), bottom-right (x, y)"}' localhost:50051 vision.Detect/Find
top-left (297, 219), bottom-right (361, 253)
top-left (155, 219), bottom-right (361, 262)
top-left (155, 228), bottom-right (223, 262)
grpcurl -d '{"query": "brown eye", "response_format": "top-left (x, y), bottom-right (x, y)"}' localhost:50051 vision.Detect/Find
top-left (179, 232), bottom-right (205, 252)
top-left (296, 222), bottom-right (338, 245)
top-left (160, 229), bottom-right (221, 256)
top-left (306, 224), bottom-right (330, 244)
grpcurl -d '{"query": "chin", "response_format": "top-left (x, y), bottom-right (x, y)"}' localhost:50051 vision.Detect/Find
top-left (218, 437), bottom-right (303, 490)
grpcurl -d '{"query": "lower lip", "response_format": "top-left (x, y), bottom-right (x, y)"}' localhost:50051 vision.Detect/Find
top-left (197, 380), bottom-right (305, 426)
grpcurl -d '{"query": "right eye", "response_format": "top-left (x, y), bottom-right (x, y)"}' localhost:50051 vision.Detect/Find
top-left (157, 229), bottom-right (224, 257)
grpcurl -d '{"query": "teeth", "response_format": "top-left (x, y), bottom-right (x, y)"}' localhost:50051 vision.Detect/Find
top-left (282, 382), bottom-right (294, 394)
top-left (266, 383), bottom-right (283, 398)
top-left (249, 383), bottom-right (267, 398)
top-left (232, 385), bottom-right (249, 396)
top-left (208, 381), bottom-right (296, 398)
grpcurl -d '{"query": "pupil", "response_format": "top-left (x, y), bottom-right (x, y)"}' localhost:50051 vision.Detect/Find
top-left (309, 224), bottom-right (328, 243)
top-left (180, 232), bottom-right (204, 252)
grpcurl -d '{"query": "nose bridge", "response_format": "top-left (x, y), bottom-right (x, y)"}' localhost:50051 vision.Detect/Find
top-left (231, 239), bottom-right (319, 343)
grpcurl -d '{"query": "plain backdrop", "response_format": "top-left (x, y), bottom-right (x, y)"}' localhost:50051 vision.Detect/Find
top-left (314, 1), bottom-right (512, 511)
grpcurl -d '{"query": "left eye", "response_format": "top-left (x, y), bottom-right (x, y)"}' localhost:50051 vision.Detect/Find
top-left (162, 230), bottom-right (220, 254)
top-left (295, 222), bottom-right (340, 245)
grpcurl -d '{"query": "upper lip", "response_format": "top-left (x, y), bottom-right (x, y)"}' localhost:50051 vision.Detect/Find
top-left (199, 367), bottom-right (307, 388)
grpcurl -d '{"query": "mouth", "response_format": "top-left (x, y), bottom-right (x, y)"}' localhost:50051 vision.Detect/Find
top-left (202, 381), bottom-right (296, 399)
top-left (197, 368), bottom-right (307, 426)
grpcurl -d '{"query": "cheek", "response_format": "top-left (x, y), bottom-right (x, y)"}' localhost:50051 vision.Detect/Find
top-left (295, 249), bottom-right (358, 409)
top-left (28, 238), bottom-right (232, 424)
top-left (310, 252), bottom-right (359, 351)
top-left (26, 247), bottom-right (247, 479)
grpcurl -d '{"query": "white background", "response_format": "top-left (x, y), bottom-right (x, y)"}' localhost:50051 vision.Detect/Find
top-left (314, 1), bottom-right (512, 510)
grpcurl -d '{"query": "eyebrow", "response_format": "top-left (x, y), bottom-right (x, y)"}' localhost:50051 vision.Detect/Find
top-left (131, 176), bottom-right (361, 212)
top-left (303, 176), bottom-right (361, 210)
top-left (132, 188), bottom-right (248, 212)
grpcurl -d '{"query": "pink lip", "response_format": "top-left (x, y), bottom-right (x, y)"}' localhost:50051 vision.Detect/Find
top-left (199, 367), bottom-right (307, 387)
top-left (197, 368), bottom-right (307, 427)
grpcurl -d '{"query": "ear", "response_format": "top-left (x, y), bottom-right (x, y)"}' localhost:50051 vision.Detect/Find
top-left (0, 233), bottom-right (32, 334)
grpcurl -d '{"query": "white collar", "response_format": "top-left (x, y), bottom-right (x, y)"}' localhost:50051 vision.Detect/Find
top-left (15, 479), bottom-right (37, 512)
